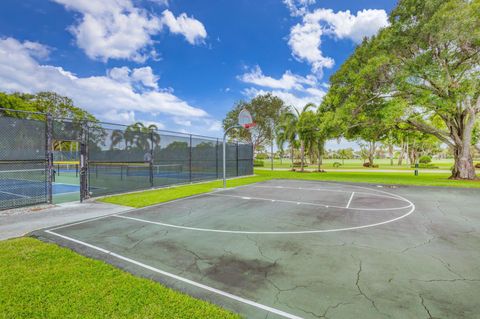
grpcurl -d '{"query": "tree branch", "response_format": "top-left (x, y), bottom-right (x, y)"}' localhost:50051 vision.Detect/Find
top-left (406, 119), bottom-right (454, 147)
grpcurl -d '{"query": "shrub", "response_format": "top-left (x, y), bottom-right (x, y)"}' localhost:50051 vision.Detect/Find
top-left (363, 162), bottom-right (378, 168)
top-left (333, 162), bottom-right (342, 168)
top-left (292, 162), bottom-right (308, 168)
top-left (253, 160), bottom-right (264, 167)
top-left (419, 155), bottom-right (432, 164)
top-left (255, 153), bottom-right (268, 160)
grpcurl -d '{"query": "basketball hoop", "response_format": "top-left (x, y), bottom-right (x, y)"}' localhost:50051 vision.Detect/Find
top-left (222, 108), bottom-right (255, 189)
top-left (238, 109), bottom-right (255, 129)
top-left (242, 122), bottom-right (256, 130)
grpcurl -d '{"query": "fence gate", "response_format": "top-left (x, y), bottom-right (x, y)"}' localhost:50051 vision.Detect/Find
top-left (51, 117), bottom-right (88, 202)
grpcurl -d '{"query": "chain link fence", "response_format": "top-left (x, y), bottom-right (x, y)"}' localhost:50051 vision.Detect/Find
top-left (0, 113), bottom-right (47, 209)
top-left (0, 108), bottom-right (254, 209)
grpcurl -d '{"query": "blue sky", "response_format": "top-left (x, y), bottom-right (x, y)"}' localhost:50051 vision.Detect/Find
top-left (0, 0), bottom-right (396, 144)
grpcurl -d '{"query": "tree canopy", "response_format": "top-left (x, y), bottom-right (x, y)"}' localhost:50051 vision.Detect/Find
top-left (322, 0), bottom-right (480, 179)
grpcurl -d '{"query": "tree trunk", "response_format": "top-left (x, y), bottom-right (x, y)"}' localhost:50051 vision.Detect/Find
top-left (368, 141), bottom-right (376, 166)
top-left (291, 147), bottom-right (294, 169)
top-left (317, 143), bottom-right (323, 171)
top-left (389, 144), bottom-right (394, 166)
top-left (398, 142), bottom-right (404, 166)
top-left (450, 105), bottom-right (477, 180)
top-left (300, 141), bottom-right (305, 172)
top-left (451, 143), bottom-right (477, 179)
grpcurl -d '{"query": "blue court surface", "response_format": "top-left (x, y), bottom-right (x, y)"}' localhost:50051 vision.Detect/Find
top-left (0, 180), bottom-right (79, 201)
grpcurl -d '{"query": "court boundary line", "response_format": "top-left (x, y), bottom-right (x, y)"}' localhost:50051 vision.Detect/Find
top-left (44, 229), bottom-right (303, 319)
top-left (47, 181), bottom-right (416, 235)
top-left (47, 192), bottom-right (218, 232)
top-left (0, 190), bottom-right (30, 198)
top-left (248, 185), bottom-right (401, 200)
top-left (111, 198), bottom-right (415, 234)
top-left (346, 192), bottom-right (355, 208)
top-left (207, 193), bottom-right (412, 211)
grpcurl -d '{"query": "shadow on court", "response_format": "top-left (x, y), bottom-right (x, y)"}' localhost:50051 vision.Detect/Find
top-left (32, 179), bottom-right (480, 319)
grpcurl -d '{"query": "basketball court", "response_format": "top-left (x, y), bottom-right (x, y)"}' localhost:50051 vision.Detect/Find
top-left (33, 179), bottom-right (480, 318)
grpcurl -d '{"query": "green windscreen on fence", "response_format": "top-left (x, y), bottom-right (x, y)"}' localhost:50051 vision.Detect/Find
top-left (0, 115), bottom-right (47, 209)
top-left (87, 122), bottom-right (253, 197)
top-left (0, 109), bottom-right (254, 209)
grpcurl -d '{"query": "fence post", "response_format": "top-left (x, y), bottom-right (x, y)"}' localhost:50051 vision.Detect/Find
top-left (45, 113), bottom-right (53, 204)
top-left (216, 138), bottom-right (219, 179)
top-left (149, 130), bottom-right (154, 187)
top-left (79, 121), bottom-right (89, 201)
top-left (189, 134), bottom-right (193, 182)
top-left (236, 141), bottom-right (239, 177)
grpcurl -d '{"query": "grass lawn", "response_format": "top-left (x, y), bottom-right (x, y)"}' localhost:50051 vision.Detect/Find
top-left (101, 169), bottom-right (480, 208)
top-left (0, 237), bottom-right (240, 319)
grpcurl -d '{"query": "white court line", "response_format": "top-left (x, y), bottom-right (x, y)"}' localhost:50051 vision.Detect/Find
top-left (346, 192), bottom-right (355, 208)
top-left (47, 192), bottom-right (216, 232)
top-left (44, 229), bottom-right (303, 319)
top-left (248, 185), bottom-right (401, 200)
top-left (111, 198), bottom-right (415, 234)
top-left (208, 193), bottom-right (412, 211)
top-left (0, 190), bottom-right (30, 198)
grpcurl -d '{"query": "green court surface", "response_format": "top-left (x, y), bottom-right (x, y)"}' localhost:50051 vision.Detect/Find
top-left (33, 179), bottom-right (480, 318)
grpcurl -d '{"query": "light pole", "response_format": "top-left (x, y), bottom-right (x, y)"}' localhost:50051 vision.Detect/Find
top-left (223, 125), bottom-right (242, 188)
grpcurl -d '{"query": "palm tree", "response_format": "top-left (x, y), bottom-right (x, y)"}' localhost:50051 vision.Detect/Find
top-left (277, 111), bottom-right (298, 169)
top-left (110, 129), bottom-right (124, 150)
top-left (125, 122), bottom-right (161, 152)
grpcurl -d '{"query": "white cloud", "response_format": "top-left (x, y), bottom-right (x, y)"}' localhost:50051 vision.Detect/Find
top-left (107, 66), bottom-right (159, 89)
top-left (131, 67), bottom-right (159, 89)
top-left (160, 10), bottom-right (207, 45)
top-left (173, 117), bottom-right (192, 127)
top-left (239, 65), bottom-right (326, 110)
top-left (283, 0), bottom-right (316, 17)
top-left (308, 8), bottom-right (389, 43)
top-left (244, 87), bottom-right (325, 111)
top-left (0, 38), bottom-right (209, 123)
top-left (142, 120), bottom-right (166, 130)
top-left (149, 0), bottom-right (169, 6)
top-left (239, 65), bottom-right (316, 90)
top-left (52, 0), bottom-right (207, 62)
top-left (288, 8), bottom-right (389, 75)
top-left (53, 0), bottom-right (162, 62)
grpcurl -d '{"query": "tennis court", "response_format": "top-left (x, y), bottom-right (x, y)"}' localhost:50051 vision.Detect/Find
top-left (33, 179), bottom-right (480, 318)
top-left (0, 166), bottom-right (80, 208)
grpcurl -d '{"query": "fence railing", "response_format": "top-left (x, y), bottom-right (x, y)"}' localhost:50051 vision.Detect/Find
top-left (0, 108), bottom-right (253, 210)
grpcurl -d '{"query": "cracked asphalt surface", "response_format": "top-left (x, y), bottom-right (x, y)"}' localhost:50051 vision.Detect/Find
top-left (33, 180), bottom-right (480, 318)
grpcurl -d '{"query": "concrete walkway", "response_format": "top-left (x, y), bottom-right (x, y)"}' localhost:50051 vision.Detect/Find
top-left (0, 201), bottom-right (131, 240)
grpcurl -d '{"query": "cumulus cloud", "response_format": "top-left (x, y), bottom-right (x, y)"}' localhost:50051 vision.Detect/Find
top-left (283, 0), bottom-right (316, 17)
top-left (238, 65), bottom-right (316, 90)
top-left (239, 66), bottom-right (326, 110)
top-left (53, 0), bottom-right (162, 62)
top-left (52, 0), bottom-right (207, 62)
top-left (244, 87), bottom-right (325, 111)
top-left (160, 10), bottom-right (207, 45)
top-left (0, 37), bottom-right (208, 123)
top-left (288, 8), bottom-right (389, 75)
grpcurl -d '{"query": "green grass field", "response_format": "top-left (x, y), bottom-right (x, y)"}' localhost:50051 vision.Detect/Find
top-left (258, 158), bottom-right (475, 170)
top-left (0, 238), bottom-right (240, 319)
